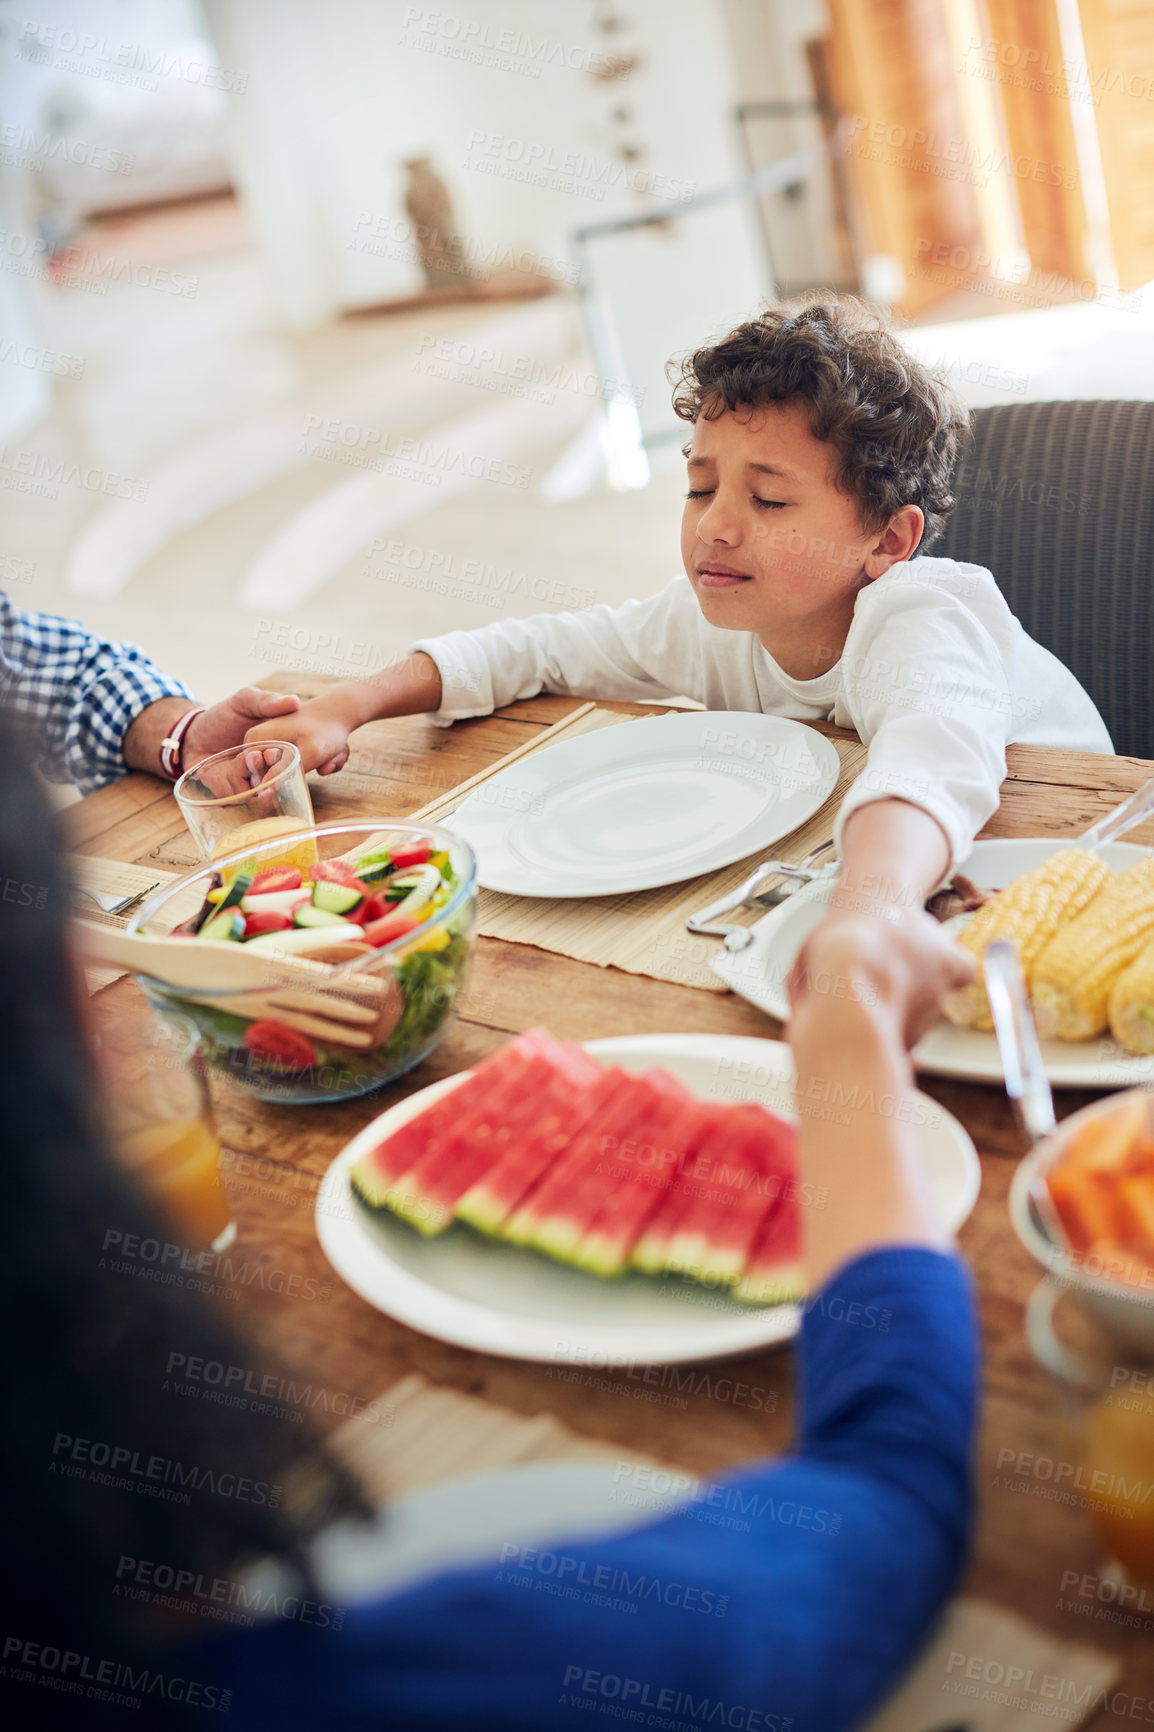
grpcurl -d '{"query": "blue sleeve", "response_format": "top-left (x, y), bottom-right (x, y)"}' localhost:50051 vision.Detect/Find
top-left (209, 1249), bottom-right (978, 1731)
top-left (0, 591), bottom-right (191, 791)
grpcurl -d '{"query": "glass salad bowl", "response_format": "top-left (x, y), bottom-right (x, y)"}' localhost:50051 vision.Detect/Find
top-left (127, 820), bottom-right (477, 1104)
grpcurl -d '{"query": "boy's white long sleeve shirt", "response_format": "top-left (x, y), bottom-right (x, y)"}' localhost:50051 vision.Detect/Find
top-left (410, 558), bottom-right (1112, 872)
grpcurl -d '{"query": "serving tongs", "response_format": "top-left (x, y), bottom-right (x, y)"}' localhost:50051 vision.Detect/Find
top-left (75, 921), bottom-right (395, 1050)
top-left (686, 840), bottom-right (839, 951)
top-left (983, 939), bottom-right (1070, 1251)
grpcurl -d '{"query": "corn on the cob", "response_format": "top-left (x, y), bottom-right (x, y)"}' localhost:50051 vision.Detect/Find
top-left (942, 849), bottom-right (1111, 1031)
top-left (1031, 857), bottom-right (1154, 1040)
top-left (1108, 936), bottom-right (1154, 1053)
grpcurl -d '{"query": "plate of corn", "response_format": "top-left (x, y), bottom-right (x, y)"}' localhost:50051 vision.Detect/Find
top-left (711, 839), bottom-right (1154, 1088)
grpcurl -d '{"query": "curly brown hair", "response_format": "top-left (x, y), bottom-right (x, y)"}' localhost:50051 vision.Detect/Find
top-left (670, 294), bottom-right (969, 551)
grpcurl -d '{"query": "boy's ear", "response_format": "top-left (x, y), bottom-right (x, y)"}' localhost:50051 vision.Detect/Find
top-left (862, 505), bottom-right (923, 579)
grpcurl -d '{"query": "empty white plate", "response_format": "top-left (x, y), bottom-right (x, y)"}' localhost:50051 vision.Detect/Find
top-left (712, 837), bottom-right (1154, 1088)
top-left (315, 1033), bottom-right (981, 1365)
top-left (448, 712), bottom-right (841, 897)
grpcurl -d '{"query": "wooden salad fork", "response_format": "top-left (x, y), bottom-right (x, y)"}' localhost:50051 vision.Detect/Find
top-left (76, 922), bottom-right (393, 1050)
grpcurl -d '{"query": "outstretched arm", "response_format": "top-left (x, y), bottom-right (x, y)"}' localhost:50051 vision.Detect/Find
top-left (244, 582), bottom-right (701, 773)
top-left (212, 922), bottom-right (980, 1732)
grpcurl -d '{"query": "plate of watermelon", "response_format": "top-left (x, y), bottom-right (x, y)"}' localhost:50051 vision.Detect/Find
top-left (315, 1030), bottom-right (980, 1364)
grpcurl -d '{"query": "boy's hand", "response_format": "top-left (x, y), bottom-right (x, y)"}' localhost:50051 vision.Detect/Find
top-left (788, 904), bottom-right (974, 1051)
top-left (244, 692), bottom-right (358, 775)
top-left (242, 656), bottom-right (444, 775)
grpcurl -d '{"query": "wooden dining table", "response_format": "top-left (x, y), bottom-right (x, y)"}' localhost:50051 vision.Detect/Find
top-left (69, 680), bottom-right (1154, 1723)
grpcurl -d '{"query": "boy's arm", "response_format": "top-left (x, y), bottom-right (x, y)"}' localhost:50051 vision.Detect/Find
top-left (833, 574), bottom-right (1011, 879)
top-left (788, 803), bottom-right (950, 1022)
top-left (244, 584), bottom-right (700, 772)
top-left (243, 653), bottom-right (444, 775)
top-left (829, 798), bottom-right (949, 920)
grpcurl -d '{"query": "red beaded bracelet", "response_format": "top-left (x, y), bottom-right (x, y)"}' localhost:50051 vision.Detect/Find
top-left (158, 705), bottom-right (207, 781)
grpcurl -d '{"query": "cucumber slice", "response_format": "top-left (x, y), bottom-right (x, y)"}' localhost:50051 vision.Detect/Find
top-left (312, 880), bottom-right (364, 916)
top-left (217, 868), bottom-right (254, 912)
top-left (352, 857), bottom-right (394, 886)
top-left (384, 872), bottom-right (422, 902)
top-left (383, 863), bottom-right (443, 919)
top-left (294, 904), bottom-right (351, 930)
top-left (199, 907), bottom-right (245, 943)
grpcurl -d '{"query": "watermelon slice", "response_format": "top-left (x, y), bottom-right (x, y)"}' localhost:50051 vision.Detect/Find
top-left (662, 1104), bottom-right (798, 1287)
top-left (349, 1028), bottom-right (558, 1211)
top-left (386, 1045), bottom-right (587, 1234)
top-left (500, 1073), bottom-right (661, 1251)
top-left (510, 1074), bottom-right (699, 1265)
top-left (351, 1027), bottom-right (809, 1304)
top-left (573, 1093), bottom-right (721, 1275)
top-left (731, 1190), bottom-right (804, 1306)
top-left (456, 1060), bottom-right (626, 1234)
top-left (630, 1103), bottom-right (728, 1276)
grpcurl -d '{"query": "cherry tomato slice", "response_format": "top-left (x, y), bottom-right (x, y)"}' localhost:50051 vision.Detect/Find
top-left (242, 1020), bottom-right (317, 1071)
top-left (243, 909), bottom-right (293, 938)
top-left (388, 840), bottom-right (432, 870)
top-left (249, 865), bottom-right (303, 895)
top-left (310, 860), bottom-right (363, 888)
top-left (363, 910), bottom-right (424, 948)
top-left (357, 892), bottom-right (387, 925)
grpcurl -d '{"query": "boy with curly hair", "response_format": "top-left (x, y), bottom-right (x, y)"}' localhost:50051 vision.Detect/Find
top-left (249, 296), bottom-right (1110, 938)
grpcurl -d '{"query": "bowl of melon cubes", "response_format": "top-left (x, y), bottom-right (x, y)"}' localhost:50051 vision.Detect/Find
top-left (128, 820), bottom-right (476, 1104)
top-left (1011, 1089), bottom-right (1154, 1353)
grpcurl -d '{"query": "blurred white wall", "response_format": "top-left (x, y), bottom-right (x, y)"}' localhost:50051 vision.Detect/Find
top-left (202, 0), bottom-right (767, 344)
top-left (0, 0), bottom-right (231, 230)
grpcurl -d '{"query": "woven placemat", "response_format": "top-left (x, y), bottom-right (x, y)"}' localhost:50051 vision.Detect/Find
top-left (330, 1372), bottom-right (666, 1501)
top-left (72, 857), bottom-right (181, 995)
top-left (417, 714), bottom-right (867, 994)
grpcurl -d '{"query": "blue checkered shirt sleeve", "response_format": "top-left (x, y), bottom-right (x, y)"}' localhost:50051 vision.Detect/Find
top-left (0, 590), bottom-right (193, 794)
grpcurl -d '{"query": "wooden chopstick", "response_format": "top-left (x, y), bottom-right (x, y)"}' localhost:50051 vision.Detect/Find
top-left (411, 701), bottom-right (600, 823)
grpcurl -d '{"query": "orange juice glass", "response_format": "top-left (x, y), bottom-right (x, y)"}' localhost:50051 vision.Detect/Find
top-left (1084, 1376), bottom-right (1154, 1586)
top-left (1028, 1278), bottom-right (1154, 1588)
top-left (173, 740), bottom-right (315, 865)
top-left (99, 1018), bottom-right (235, 1252)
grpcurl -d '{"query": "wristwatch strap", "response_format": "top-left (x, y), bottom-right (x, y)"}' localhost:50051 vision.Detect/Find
top-left (158, 705), bottom-right (207, 781)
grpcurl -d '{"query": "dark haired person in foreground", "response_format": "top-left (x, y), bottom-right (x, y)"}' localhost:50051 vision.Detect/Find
top-left (247, 293), bottom-right (1110, 960)
top-left (1, 703), bottom-right (978, 1731)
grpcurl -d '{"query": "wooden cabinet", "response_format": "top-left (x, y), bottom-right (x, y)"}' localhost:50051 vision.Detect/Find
top-left (1077, 0), bottom-right (1154, 290)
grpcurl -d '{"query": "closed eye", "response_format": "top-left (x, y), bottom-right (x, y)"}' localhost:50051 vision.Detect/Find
top-left (686, 488), bottom-right (788, 510)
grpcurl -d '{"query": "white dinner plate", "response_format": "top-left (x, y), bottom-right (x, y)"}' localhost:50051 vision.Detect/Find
top-left (711, 838), bottom-right (1154, 1089)
top-left (303, 1462), bottom-right (667, 1606)
top-left (315, 1032), bottom-right (980, 1365)
top-left (448, 711), bottom-right (840, 897)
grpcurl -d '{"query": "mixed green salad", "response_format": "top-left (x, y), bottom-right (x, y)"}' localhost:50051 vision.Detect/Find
top-left (150, 834), bottom-right (473, 1103)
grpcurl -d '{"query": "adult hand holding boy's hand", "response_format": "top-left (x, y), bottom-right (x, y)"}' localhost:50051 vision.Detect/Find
top-left (244, 691), bottom-right (358, 776)
top-left (787, 796), bottom-right (968, 1044)
top-left (788, 904), bottom-right (974, 1051)
top-left (124, 687), bottom-right (301, 778)
top-left (787, 905), bottom-right (974, 1286)
top-left (243, 653), bottom-right (445, 775)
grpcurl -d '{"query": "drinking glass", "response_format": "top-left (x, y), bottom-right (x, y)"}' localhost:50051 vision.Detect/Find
top-left (1027, 1277), bottom-right (1154, 1589)
top-left (174, 740), bottom-right (315, 866)
top-left (98, 1016), bottom-right (236, 1252)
